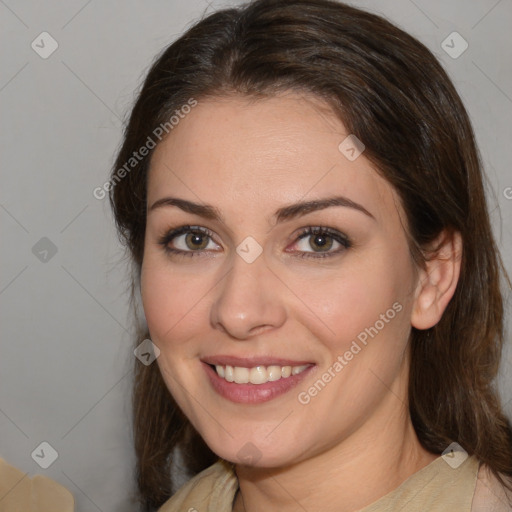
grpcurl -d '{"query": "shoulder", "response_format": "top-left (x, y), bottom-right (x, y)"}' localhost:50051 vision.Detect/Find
top-left (158, 459), bottom-right (238, 512)
top-left (471, 463), bottom-right (512, 512)
top-left (0, 457), bottom-right (74, 511)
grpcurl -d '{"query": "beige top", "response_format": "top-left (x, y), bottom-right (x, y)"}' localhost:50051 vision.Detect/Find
top-left (0, 458), bottom-right (74, 512)
top-left (158, 455), bottom-right (512, 512)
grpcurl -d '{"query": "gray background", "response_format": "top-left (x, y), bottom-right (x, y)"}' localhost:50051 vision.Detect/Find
top-left (1, 1), bottom-right (511, 511)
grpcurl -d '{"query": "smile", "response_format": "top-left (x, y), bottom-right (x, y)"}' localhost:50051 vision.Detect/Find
top-left (214, 364), bottom-right (309, 384)
top-left (202, 360), bottom-right (315, 404)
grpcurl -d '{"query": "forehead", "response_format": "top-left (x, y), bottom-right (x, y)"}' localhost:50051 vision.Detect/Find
top-left (147, 93), bottom-right (402, 226)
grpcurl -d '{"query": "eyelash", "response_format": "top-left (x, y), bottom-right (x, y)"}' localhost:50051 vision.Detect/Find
top-left (157, 225), bottom-right (352, 260)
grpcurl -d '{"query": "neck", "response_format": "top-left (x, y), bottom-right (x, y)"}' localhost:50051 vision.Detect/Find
top-left (232, 385), bottom-right (437, 512)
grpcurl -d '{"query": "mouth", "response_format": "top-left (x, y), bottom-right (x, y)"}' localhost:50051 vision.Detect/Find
top-left (201, 357), bottom-right (315, 404)
top-left (211, 363), bottom-right (309, 384)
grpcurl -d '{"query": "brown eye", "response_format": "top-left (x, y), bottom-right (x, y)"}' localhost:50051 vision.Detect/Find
top-left (308, 233), bottom-right (334, 252)
top-left (290, 227), bottom-right (352, 259)
top-left (158, 225), bottom-right (220, 258)
top-left (184, 232), bottom-right (209, 250)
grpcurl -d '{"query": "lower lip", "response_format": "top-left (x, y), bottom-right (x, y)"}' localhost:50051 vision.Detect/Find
top-left (203, 363), bottom-right (315, 404)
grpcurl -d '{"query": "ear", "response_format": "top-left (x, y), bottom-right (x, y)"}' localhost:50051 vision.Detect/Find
top-left (411, 230), bottom-right (463, 330)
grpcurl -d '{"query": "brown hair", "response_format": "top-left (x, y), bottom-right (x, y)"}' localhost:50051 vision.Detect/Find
top-left (109, 0), bottom-right (512, 509)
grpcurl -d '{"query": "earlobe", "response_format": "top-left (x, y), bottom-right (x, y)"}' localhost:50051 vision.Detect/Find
top-left (411, 230), bottom-right (463, 330)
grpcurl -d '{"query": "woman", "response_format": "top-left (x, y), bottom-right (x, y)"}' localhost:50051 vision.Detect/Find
top-left (109, 0), bottom-right (512, 510)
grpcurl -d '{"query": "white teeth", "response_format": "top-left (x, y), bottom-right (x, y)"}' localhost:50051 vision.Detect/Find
top-left (234, 367), bottom-right (249, 384)
top-left (213, 363), bottom-right (309, 384)
top-left (268, 366), bottom-right (282, 381)
top-left (250, 366), bottom-right (268, 385)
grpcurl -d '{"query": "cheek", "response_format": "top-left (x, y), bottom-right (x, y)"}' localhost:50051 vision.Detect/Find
top-left (298, 246), bottom-right (413, 354)
top-left (141, 259), bottom-right (166, 335)
top-left (140, 252), bottom-right (216, 357)
top-left (141, 256), bottom-right (189, 343)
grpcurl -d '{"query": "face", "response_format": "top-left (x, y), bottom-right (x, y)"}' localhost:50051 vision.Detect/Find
top-left (141, 92), bottom-right (420, 468)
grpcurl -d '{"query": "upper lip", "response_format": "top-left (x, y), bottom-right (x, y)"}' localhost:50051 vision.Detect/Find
top-left (202, 355), bottom-right (314, 368)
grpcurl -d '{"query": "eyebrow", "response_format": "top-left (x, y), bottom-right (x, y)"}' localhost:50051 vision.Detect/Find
top-left (148, 195), bottom-right (374, 223)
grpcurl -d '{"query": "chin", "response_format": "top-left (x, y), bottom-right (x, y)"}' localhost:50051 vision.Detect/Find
top-left (204, 434), bottom-right (304, 469)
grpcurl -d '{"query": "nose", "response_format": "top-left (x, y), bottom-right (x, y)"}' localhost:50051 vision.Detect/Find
top-left (210, 250), bottom-right (287, 340)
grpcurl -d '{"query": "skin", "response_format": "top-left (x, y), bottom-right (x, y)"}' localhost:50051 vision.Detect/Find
top-left (141, 92), bottom-right (461, 512)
